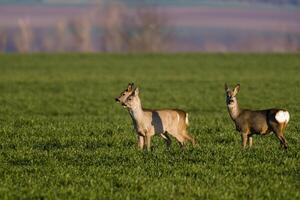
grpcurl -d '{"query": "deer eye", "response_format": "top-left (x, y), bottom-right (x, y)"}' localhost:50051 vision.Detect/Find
top-left (122, 93), bottom-right (125, 96)
top-left (128, 97), bottom-right (132, 101)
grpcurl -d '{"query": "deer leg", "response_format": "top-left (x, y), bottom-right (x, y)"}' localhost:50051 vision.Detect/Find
top-left (280, 135), bottom-right (288, 149)
top-left (174, 134), bottom-right (185, 148)
top-left (281, 123), bottom-right (288, 149)
top-left (275, 123), bottom-right (288, 149)
top-left (161, 132), bottom-right (172, 148)
top-left (241, 132), bottom-right (248, 148)
top-left (180, 129), bottom-right (196, 146)
top-left (138, 135), bottom-right (145, 150)
top-left (145, 135), bottom-right (152, 151)
top-left (277, 133), bottom-right (288, 149)
top-left (275, 134), bottom-right (288, 149)
top-left (183, 132), bottom-right (196, 146)
top-left (248, 135), bottom-right (253, 147)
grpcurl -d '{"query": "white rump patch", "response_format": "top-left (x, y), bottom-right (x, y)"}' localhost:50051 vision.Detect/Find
top-left (275, 111), bottom-right (290, 123)
top-left (185, 113), bottom-right (189, 126)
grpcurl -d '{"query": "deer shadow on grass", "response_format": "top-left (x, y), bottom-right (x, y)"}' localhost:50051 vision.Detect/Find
top-left (151, 111), bottom-right (164, 134)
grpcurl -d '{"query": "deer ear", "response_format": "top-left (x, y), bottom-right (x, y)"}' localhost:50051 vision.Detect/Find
top-left (133, 87), bottom-right (139, 96)
top-left (233, 84), bottom-right (240, 96)
top-left (225, 83), bottom-right (229, 91)
top-left (127, 83), bottom-right (134, 91)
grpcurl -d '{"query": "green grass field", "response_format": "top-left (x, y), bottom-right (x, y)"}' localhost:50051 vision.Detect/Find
top-left (0, 54), bottom-right (299, 199)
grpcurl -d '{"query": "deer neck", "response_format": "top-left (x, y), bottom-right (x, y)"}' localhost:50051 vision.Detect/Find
top-left (128, 99), bottom-right (145, 125)
top-left (227, 99), bottom-right (240, 121)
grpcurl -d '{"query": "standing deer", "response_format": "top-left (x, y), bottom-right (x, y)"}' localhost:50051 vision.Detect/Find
top-left (118, 86), bottom-right (195, 151)
top-left (225, 83), bottom-right (290, 149)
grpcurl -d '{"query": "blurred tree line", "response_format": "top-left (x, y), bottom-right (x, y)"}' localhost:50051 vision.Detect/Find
top-left (0, 2), bottom-right (171, 53)
top-left (0, 0), bottom-right (299, 53)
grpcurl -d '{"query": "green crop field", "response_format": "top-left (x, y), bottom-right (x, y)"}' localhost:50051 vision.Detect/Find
top-left (0, 54), bottom-right (299, 199)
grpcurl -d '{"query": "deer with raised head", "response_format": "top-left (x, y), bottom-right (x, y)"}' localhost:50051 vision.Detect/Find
top-left (117, 85), bottom-right (195, 151)
top-left (115, 83), bottom-right (135, 104)
top-left (225, 83), bottom-right (290, 149)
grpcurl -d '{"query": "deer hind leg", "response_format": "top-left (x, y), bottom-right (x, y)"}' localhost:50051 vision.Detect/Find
top-left (275, 123), bottom-right (288, 149)
top-left (282, 122), bottom-right (289, 147)
top-left (173, 134), bottom-right (186, 148)
top-left (183, 132), bottom-right (196, 146)
top-left (178, 128), bottom-right (196, 146)
top-left (280, 135), bottom-right (288, 149)
top-left (160, 132), bottom-right (172, 148)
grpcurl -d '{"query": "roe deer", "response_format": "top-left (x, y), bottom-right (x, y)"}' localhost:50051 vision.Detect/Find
top-left (122, 87), bottom-right (195, 151)
top-left (115, 83), bottom-right (135, 105)
top-left (225, 83), bottom-right (290, 149)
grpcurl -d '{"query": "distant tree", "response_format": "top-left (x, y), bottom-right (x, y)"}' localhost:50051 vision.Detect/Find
top-left (101, 2), bottom-right (172, 52)
top-left (68, 16), bottom-right (93, 52)
top-left (102, 2), bottom-right (127, 52)
top-left (14, 19), bottom-right (33, 53)
top-left (126, 7), bottom-right (172, 52)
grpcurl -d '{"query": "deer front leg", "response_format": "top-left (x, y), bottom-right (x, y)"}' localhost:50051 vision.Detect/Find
top-left (138, 135), bottom-right (145, 150)
top-left (241, 132), bottom-right (248, 148)
top-left (145, 134), bottom-right (151, 151)
top-left (248, 135), bottom-right (253, 147)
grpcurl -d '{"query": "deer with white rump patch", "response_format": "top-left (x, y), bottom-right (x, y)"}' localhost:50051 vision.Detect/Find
top-left (117, 84), bottom-right (195, 151)
top-left (225, 83), bottom-right (290, 149)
